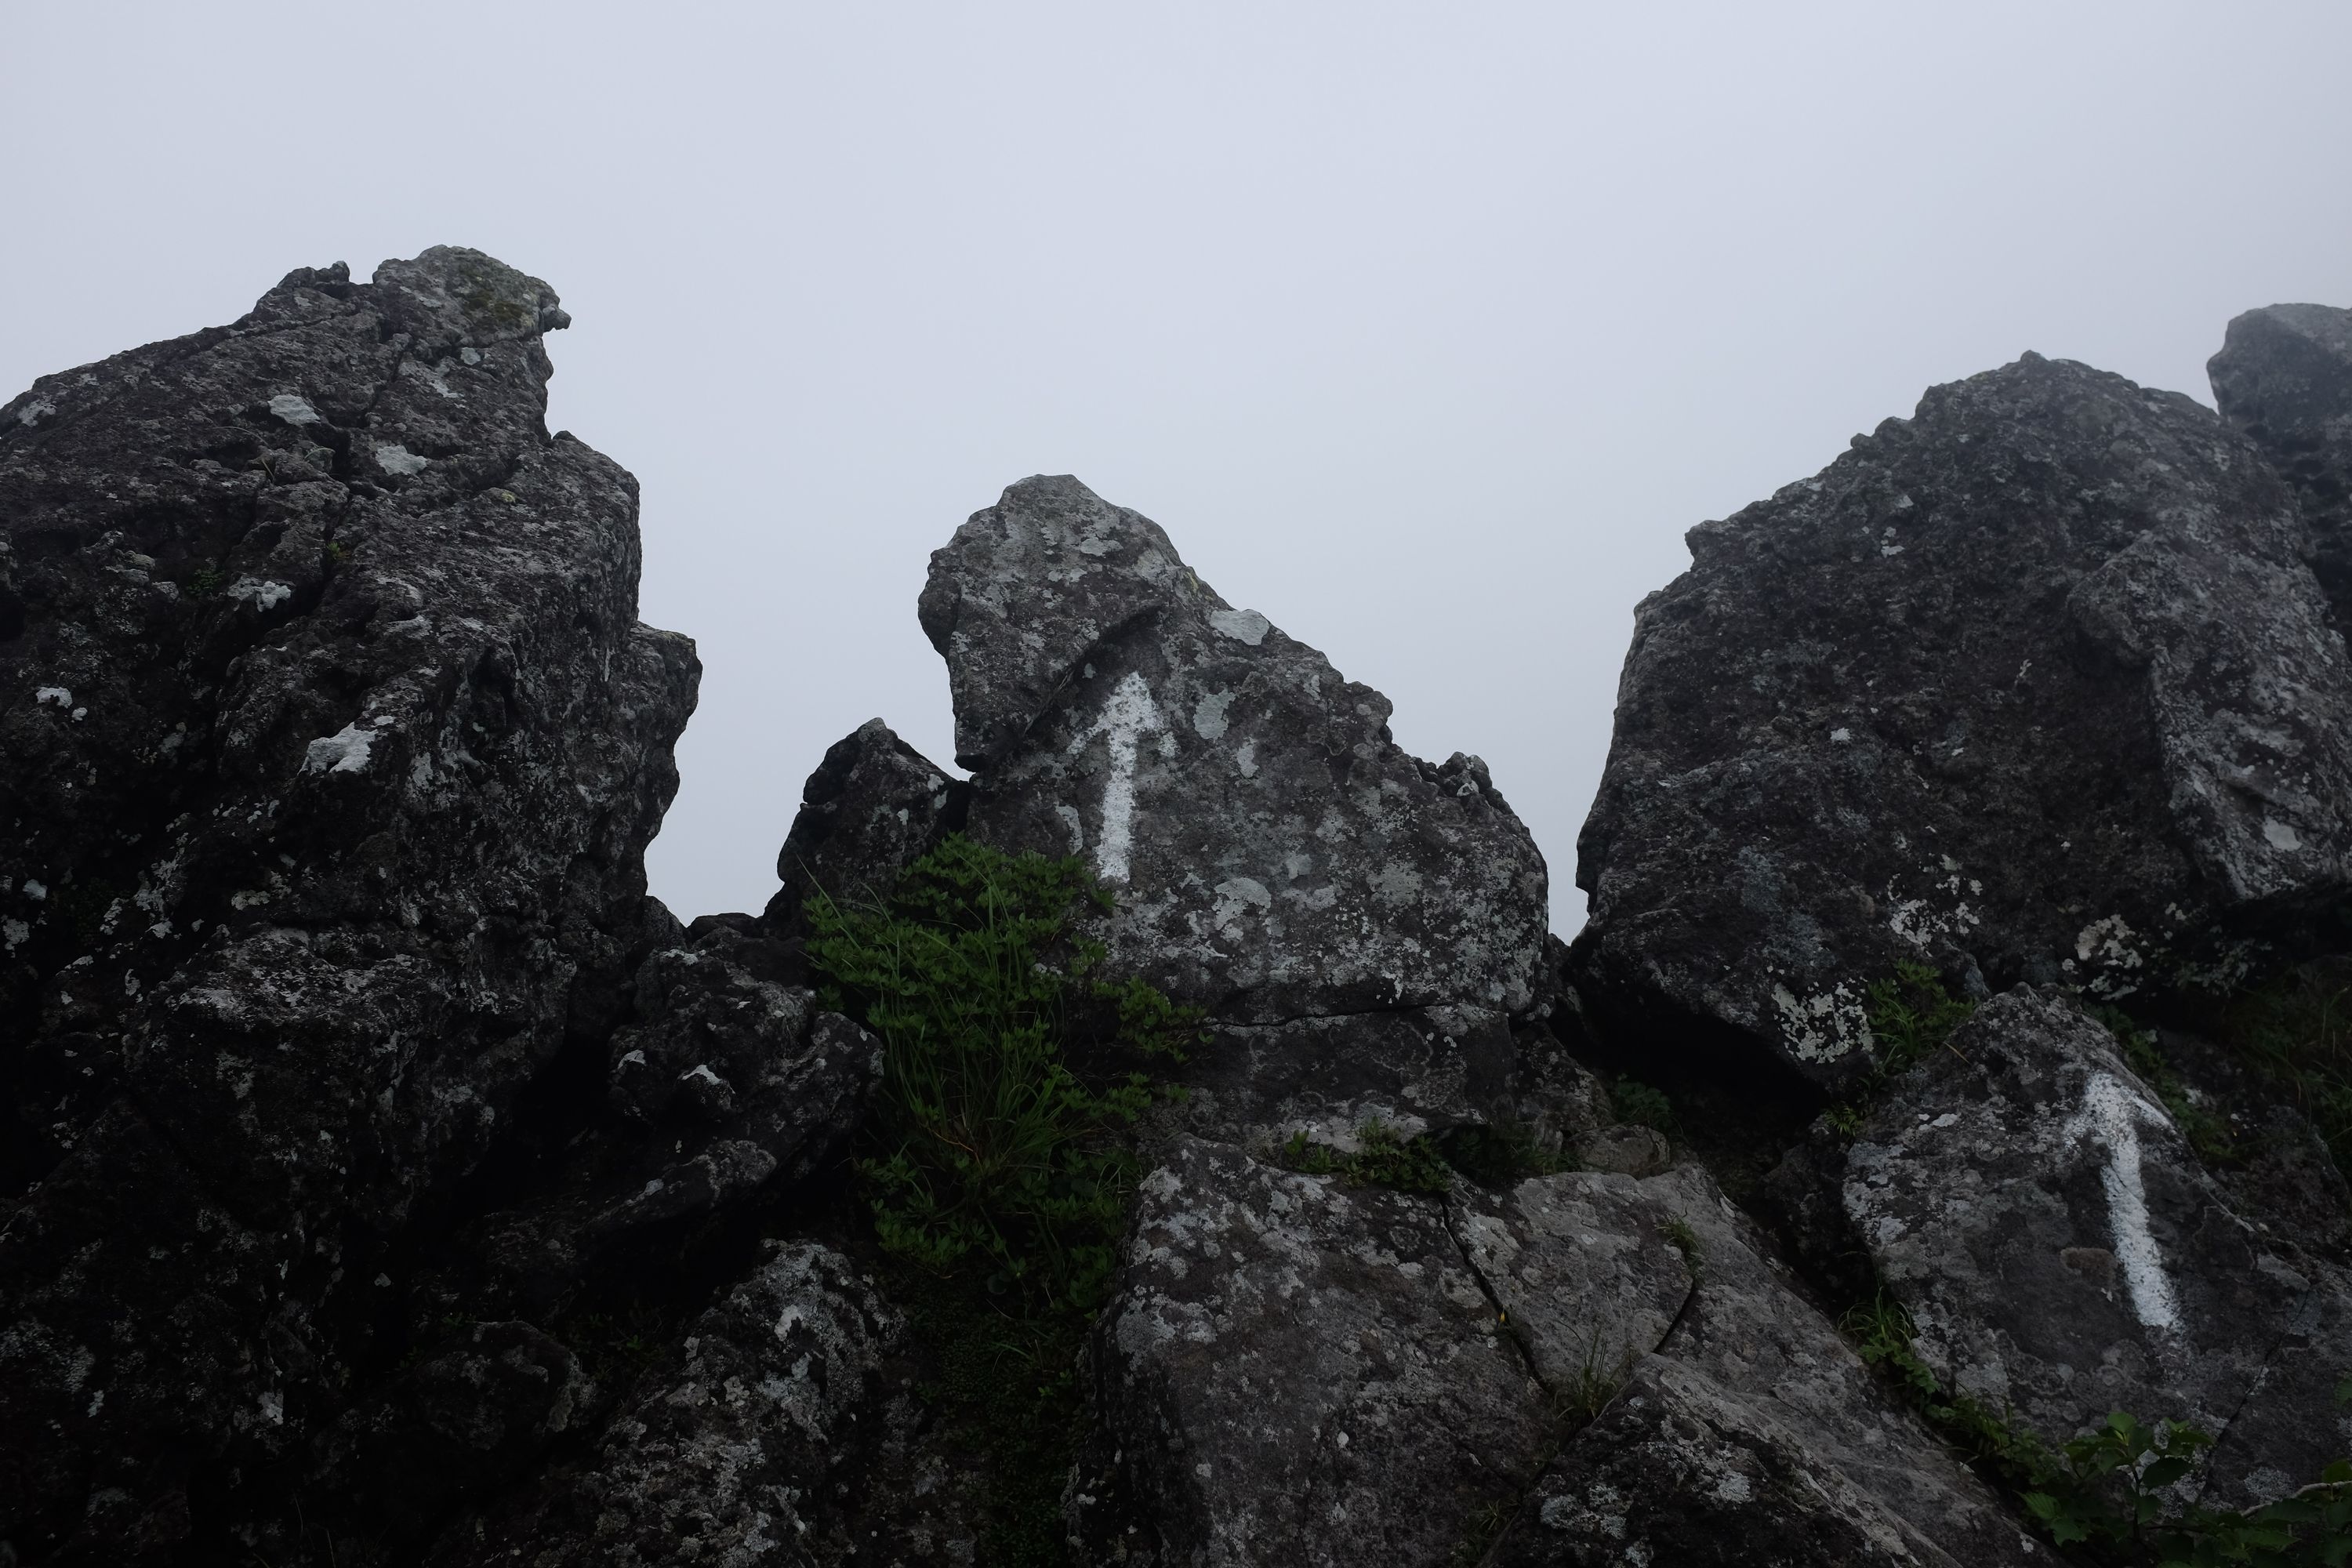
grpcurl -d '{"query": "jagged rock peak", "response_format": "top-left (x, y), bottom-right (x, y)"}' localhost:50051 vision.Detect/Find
top-left (2210, 301), bottom-right (2352, 629)
top-left (1573, 350), bottom-right (2352, 1087)
top-left (927, 474), bottom-right (1550, 1024)
top-left (0, 248), bottom-right (695, 1562)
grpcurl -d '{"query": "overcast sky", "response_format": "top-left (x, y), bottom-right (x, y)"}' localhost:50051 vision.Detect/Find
top-left (6, 4), bottom-right (2349, 931)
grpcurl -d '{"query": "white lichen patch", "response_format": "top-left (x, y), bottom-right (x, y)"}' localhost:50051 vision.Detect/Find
top-left (35, 687), bottom-right (71, 708)
top-left (2263, 818), bottom-right (2303, 851)
top-left (1207, 608), bottom-right (1271, 646)
top-left (371, 441), bottom-right (430, 477)
top-left (1770, 979), bottom-right (1874, 1062)
top-left (1192, 689), bottom-right (1236, 742)
top-left (303, 723), bottom-right (376, 775)
top-left (267, 393), bottom-right (322, 426)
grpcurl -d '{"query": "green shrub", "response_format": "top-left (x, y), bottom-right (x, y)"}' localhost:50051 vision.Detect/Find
top-left (1821, 963), bottom-right (1978, 1136)
top-left (1611, 1076), bottom-right (1677, 1134)
top-left (808, 835), bottom-right (1202, 1560)
top-left (2089, 1005), bottom-right (2237, 1167)
top-left (808, 833), bottom-right (1200, 1313)
top-left (1439, 1119), bottom-right (1577, 1186)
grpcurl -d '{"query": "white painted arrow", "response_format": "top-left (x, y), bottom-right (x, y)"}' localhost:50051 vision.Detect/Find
top-left (1066, 671), bottom-right (1162, 884)
top-left (2060, 1071), bottom-right (2183, 1335)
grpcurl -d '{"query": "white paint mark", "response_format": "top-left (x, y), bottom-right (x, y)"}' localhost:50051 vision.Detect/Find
top-left (2061, 1072), bottom-right (2182, 1334)
top-left (1069, 671), bottom-right (1162, 882)
top-left (303, 723), bottom-right (376, 775)
top-left (1207, 608), bottom-right (1271, 646)
top-left (371, 441), bottom-right (429, 476)
top-left (268, 394), bottom-right (322, 426)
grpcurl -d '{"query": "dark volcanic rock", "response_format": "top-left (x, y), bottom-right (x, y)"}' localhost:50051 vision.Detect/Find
top-left (464, 930), bottom-right (880, 1317)
top-left (1820, 986), bottom-right (2346, 1504)
top-left (0, 250), bottom-right (695, 1562)
top-left (760, 716), bottom-right (969, 943)
top-left (921, 474), bottom-right (1548, 1025)
top-left (2210, 302), bottom-right (2352, 627)
top-left (1574, 351), bottom-right (2352, 1087)
top-left (426, 1243), bottom-right (902, 1566)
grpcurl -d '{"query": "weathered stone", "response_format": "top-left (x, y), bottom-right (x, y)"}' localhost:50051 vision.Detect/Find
top-left (425, 1243), bottom-right (902, 1566)
top-left (466, 931), bottom-right (879, 1316)
top-left (921, 474), bottom-right (1548, 1024)
top-left (1176, 1004), bottom-right (1520, 1151)
top-left (0, 249), bottom-right (695, 1560)
top-left (1072, 1136), bottom-right (1552, 1566)
top-left (1577, 1123), bottom-right (1674, 1177)
top-left (1635, 1164), bottom-right (2039, 1566)
top-left (760, 716), bottom-right (968, 943)
top-left (2210, 302), bottom-right (2352, 627)
top-left (1828, 986), bottom-right (2343, 1502)
top-left (1447, 1171), bottom-right (1694, 1392)
top-left (1573, 352), bottom-right (2352, 1086)
top-left (1482, 1355), bottom-right (1984, 1568)
top-left (302, 1321), bottom-right (593, 1552)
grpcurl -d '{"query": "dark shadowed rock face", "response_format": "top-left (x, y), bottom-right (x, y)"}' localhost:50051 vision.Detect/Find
top-left (922, 474), bottom-right (1548, 1024)
top-left (0, 250), bottom-right (696, 1563)
top-left (760, 716), bottom-right (969, 943)
top-left (1574, 352), bottom-right (2352, 1087)
top-left (425, 1243), bottom-right (903, 1567)
top-left (1811, 986), bottom-right (2347, 1506)
top-left (2211, 303), bottom-right (2352, 629)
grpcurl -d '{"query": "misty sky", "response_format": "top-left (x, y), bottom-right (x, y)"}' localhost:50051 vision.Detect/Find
top-left (6, 5), bottom-right (2349, 931)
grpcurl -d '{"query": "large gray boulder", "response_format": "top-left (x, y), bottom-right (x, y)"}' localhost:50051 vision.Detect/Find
top-left (760, 716), bottom-right (967, 944)
top-left (2210, 302), bottom-right (2352, 628)
top-left (920, 474), bottom-right (1548, 1025)
top-left (1071, 1137), bottom-right (1557, 1566)
top-left (1573, 351), bottom-right (2352, 1087)
top-left (1822, 986), bottom-right (2347, 1505)
top-left (0, 251), bottom-right (696, 1562)
top-left (1073, 1142), bottom-right (2033, 1567)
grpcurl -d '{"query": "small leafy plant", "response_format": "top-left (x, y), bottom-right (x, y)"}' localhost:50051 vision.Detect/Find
top-left (1279, 1117), bottom-right (1456, 1194)
top-left (2090, 1004), bottom-right (2237, 1167)
top-left (1824, 962), bottom-right (1978, 1134)
top-left (1611, 1075), bottom-right (1677, 1135)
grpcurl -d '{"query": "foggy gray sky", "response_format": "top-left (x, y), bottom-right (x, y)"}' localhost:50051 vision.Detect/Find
top-left (7, 4), bottom-right (2349, 931)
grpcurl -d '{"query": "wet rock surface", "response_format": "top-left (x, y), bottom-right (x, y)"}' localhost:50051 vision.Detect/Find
top-left (924, 474), bottom-right (1548, 1025)
top-left (761, 716), bottom-right (969, 944)
top-left (1796, 985), bottom-right (2347, 1505)
top-left (2210, 303), bottom-right (2352, 629)
top-left (1573, 351), bottom-right (2352, 1087)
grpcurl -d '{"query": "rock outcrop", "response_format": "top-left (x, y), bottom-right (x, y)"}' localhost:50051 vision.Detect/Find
top-left (923, 474), bottom-right (1548, 1025)
top-left (5, 253), bottom-right (2350, 1568)
top-left (0, 250), bottom-right (695, 1563)
top-left (1574, 351), bottom-right (2352, 1087)
top-left (1780, 985), bottom-right (2350, 1507)
top-left (2211, 303), bottom-right (2352, 630)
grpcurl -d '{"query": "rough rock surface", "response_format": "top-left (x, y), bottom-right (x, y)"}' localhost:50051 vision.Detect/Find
top-left (1072, 1137), bottom-right (1554, 1566)
top-left (426, 1243), bottom-right (902, 1566)
top-left (1573, 352), bottom-right (2352, 1086)
top-left (923, 474), bottom-right (1548, 1025)
top-left (1484, 1356), bottom-right (1972, 1568)
top-left (2210, 303), bottom-right (2352, 627)
top-left (761, 716), bottom-right (969, 944)
top-left (1821, 985), bottom-right (2345, 1503)
top-left (464, 927), bottom-right (880, 1318)
top-left (0, 250), bottom-right (695, 1561)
